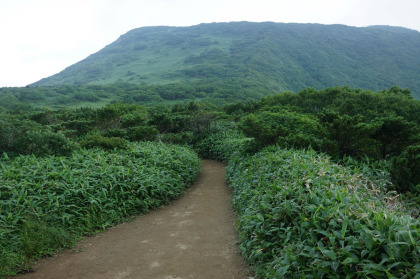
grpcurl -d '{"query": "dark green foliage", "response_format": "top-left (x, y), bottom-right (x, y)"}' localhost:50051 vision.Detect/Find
top-left (239, 109), bottom-right (319, 149)
top-left (79, 134), bottom-right (130, 150)
top-left (95, 105), bottom-right (122, 131)
top-left (225, 147), bottom-right (418, 278)
top-left (158, 132), bottom-right (194, 145)
top-left (192, 87), bottom-right (420, 276)
top-left (101, 103), bottom-right (149, 128)
top-left (390, 145), bottom-right (420, 194)
top-left (148, 106), bottom-right (174, 133)
top-left (194, 129), bottom-right (256, 162)
top-left (258, 87), bottom-right (420, 123)
top-left (17, 131), bottom-right (79, 157)
top-left (231, 87), bottom-right (420, 165)
top-left (62, 120), bottom-right (95, 136)
top-left (0, 113), bottom-right (79, 157)
top-left (126, 126), bottom-right (159, 141)
top-left (372, 116), bottom-right (419, 158)
top-left (0, 142), bottom-right (201, 276)
top-left (380, 86), bottom-right (413, 99)
top-left (103, 128), bottom-right (127, 138)
top-left (74, 92), bottom-right (100, 102)
top-left (317, 110), bottom-right (378, 158)
top-left (0, 113), bottom-right (39, 154)
top-left (121, 111), bottom-right (147, 128)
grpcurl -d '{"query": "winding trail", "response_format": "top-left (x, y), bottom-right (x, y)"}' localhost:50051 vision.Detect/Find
top-left (15, 160), bottom-right (250, 279)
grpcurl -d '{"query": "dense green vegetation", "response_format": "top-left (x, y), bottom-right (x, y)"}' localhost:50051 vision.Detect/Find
top-left (1, 85), bottom-right (419, 277)
top-left (227, 147), bottom-right (418, 278)
top-left (1, 86), bottom-right (419, 195)
top-left (193, 86), bottom-right (420, 277)
top-left (227, 87), bottom-right (420, 192)
top-left (194, 121), bottom-right (419, 277)
top-left (0, 142), bottom-right (200, 276)
top-left (0, 80), bottom-right (270, 109)
top-left (2, 21), bottom-right (419, 278)
top-left (31, 22), bottom-right (420, 99)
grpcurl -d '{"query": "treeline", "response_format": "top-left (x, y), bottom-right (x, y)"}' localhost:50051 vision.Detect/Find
top-left (226, 86), bottom-right (420, 194)
top-left (0, 79), bottom-right (271, 110)
top-left (1, 86), bottom-right (419, 193)
top-left (0, 102), bottom-right (216, 156)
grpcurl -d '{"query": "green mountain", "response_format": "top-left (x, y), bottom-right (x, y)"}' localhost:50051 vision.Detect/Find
top-left (32, 22), bottom-right (420, 98)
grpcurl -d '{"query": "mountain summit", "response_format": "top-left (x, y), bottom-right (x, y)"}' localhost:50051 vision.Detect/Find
top-left (32, 22), bottom-right (420, 96)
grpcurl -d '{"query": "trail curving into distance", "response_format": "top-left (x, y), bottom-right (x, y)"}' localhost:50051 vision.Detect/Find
top-left (14, 160), bottom-right (250, 279)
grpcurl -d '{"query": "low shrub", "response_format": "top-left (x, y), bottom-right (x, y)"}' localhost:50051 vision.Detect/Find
top-left (390, 144), bottom-right (420, 195)
top-left (103, 128), bottom-right (127, 138)
top-left (62, 120), bottom-right (95, 136)
top-left (239, 109), bottom-right (319, 150)
top-left (194, 129), bottom-right (257, 161)
top-left (158, 132), bottom-right (194, 145)
top-left (126, 126), bottom-right (159, 141)
top-left (0, 142), bottom-right (201, 276)
top-left (0, 114), bottom-right (79, 157)
top-left (79, 134), bottom-right (129, 150)
top-left (17, 131), bottom-right (80, 157)
top-left (226, 147), bottom-right (418, 278)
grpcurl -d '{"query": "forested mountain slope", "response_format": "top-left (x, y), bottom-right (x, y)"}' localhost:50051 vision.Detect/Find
top-left (32, 22), bottom-right (420, 98)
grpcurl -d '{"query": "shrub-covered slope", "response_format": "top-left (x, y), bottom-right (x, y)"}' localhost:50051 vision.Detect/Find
top-left (31, 22), bottom-right (420, 98)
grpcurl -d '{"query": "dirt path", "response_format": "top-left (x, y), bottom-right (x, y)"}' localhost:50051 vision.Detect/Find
top-left (14, 160), bottom-right (250, 279)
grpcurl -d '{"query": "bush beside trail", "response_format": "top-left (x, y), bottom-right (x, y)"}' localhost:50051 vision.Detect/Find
top-left (225, 147), bottom-right (419, 278)
top-left (0, 142), bottom-right (201, 276)
top-left (194, 129), bottom-right (256, 162)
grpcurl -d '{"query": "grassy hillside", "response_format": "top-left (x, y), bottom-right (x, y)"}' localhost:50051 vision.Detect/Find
top-left (31, 22), bottom-right (420, 98)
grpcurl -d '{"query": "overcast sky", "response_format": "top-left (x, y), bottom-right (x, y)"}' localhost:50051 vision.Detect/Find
top-left (1, 0), bottom-right (419, 87)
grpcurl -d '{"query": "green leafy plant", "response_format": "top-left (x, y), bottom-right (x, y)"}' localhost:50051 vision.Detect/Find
top-left (390, 144), bottom-right (420, 194)
top-left (194, 129), bottom-right (256, 161)
top-left (0, 142), bottom-right (200, 276)
top-left (158, 131), bottom-right (194, 145)
top-left (225, 147), bottom-right (418, 278)
top-left (239, 109), bottom-right (319, 149)
top-left (79, 134), bottom-right (130, 150)
top-left (126, 126), bottom-right (159, 141)
top-left (0, 113), bottom-right (79, 157)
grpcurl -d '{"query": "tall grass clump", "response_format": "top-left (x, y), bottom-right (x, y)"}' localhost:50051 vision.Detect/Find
top-left (226, 147), bottom-right (419, 278)
top-left (0, 142), bottom-right (200, 276)
top-left (194, 129), bottom-right (256, 161)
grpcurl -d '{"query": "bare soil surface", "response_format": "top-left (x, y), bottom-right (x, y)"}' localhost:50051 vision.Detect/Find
top-left (14, 160), bottom-right (250, 279)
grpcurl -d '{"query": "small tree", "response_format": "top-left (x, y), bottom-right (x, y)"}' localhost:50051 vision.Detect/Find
top-left (317, 110), bottom-right (378, 158)
top-left (372, 116), bottom-right (418, 158)
top-left (390, 144), bottom-right (420, 194)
